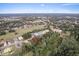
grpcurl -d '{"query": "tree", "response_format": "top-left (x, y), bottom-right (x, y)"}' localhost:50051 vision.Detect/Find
top-left (55, 36), bottom-right (79, 56)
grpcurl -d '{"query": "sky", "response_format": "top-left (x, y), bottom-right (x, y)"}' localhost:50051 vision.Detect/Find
top-left (0, 3), bottom-right (79, 14)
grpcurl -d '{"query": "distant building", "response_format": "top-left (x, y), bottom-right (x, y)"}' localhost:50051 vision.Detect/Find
top-left (17, 36), bottom-right (23, 41)
top-left (52, 29), bottom-right (62, 33)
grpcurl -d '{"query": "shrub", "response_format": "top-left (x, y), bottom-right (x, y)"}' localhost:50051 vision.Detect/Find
top-left (9, 30), bottom-right (15, 32)
top-left (22, 32), bottom-right (31, 39)
top-left (0, 31), bottom-right (6, 35)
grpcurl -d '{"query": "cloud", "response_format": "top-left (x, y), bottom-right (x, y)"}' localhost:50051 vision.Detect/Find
top-left (0, 7), bottom-right (79, 14)
top-left (40, 4), bottom-right (45, 7)
top-left (61, 3), bottom-right (75, 6)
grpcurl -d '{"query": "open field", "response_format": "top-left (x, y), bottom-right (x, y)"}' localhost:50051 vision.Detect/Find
top-left (0, 25), bottom-right (45, 40)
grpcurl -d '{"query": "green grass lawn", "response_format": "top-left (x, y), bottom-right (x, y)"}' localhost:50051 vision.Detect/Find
top-left (0, 25), bottom-right (45, 40)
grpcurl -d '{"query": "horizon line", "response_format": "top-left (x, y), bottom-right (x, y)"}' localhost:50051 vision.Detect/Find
top-left (0, 13), bottom-right (79, 14)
